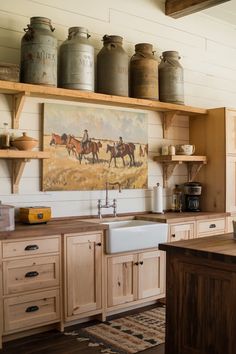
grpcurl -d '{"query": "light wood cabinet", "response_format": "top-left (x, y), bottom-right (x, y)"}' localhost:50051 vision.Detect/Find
top-left (169, 222), bottom-right (195, 242)
top-left (106, 249), bottom-right (165, 309)
top-left (64, 232), bottom-right (103, 321)
top-left (196, 218), bottom-right (226, 237)
top-left (190, 107), bottom-right (236, 213)
top-left (2, 235), bottom-right (61, 337)
top-left (4, 289), bottom-right (60, 333)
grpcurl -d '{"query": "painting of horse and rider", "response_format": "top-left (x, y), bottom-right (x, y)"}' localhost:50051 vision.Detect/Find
top-left (43, 103), bottom-right (148, 191)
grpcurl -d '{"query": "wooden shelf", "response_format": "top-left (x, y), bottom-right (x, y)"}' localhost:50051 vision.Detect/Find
top-left (153, 155), bottom-right (207, 187)
top-left (0, 149), bottom-right (50, 193)
top-left (0, 80), bottom-right (207, 129)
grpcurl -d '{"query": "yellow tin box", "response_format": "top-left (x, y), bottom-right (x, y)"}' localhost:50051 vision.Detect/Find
top-left (19, 207), bottom-right (51, 224)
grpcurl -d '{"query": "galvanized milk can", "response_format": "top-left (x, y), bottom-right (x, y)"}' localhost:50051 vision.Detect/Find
top-left (20, 17), bottom-right (57, 86)
top-left (130, 43), bottom-right (159, 100)
top-left (59, 27), bottom-right (94, 91)
top-left (158, 51), bottom-right (184, 104)
top-left (97, 35), bottom-right (128, 96)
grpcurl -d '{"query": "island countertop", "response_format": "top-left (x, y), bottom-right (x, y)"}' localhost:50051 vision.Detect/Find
top-left (159, 232), bottom-right (236, 263)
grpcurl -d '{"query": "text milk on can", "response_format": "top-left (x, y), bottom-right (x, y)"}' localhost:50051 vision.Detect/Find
top-left (59, 27), bottom-right (94, 91)
top-left (130, 43), bottom-right (159, 100)
top-left (97, 35), bottom-right (129, 97)
top-left (158, 51), bottom-right (184, 105)
top-left (20, 16), bottom-right (57, 86)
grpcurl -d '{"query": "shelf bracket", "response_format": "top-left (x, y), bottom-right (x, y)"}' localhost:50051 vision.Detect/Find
top-left (12, 158), bottom-right (30, 193)
top-left (163, 162), bottom-right (181, 187)
top-left (187, 162), bottom-right (206, 182)
top-left (12, 92), bottom-right (29, 129)
top-left (163, 111), bottom-right (179, 139)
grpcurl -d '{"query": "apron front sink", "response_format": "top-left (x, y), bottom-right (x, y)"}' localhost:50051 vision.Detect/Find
top-left (103, 219), bottom-right (168, 254)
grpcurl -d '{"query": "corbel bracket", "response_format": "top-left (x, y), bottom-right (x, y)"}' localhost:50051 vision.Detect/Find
top-left (12, 91), bottom-right (29, 129)
top-left (12, 158), bottom-right (30, 193)
top-left (163, 111), bottom-right (179, 138)
top-left (187, 161), bottom-right (206, 182)
top-left (163, 161), bottom-right (181, 188)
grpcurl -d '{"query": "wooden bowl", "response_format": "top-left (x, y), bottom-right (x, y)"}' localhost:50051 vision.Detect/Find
top-left (11, 132), bottom-right (38, 151)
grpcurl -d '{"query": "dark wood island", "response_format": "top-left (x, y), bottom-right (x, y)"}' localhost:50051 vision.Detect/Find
top-left (159, 233), bottom-right (236, 354)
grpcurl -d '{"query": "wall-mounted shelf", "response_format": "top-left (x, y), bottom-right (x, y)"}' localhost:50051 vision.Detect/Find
top-left (153, 155), bottom-right (207, 187)
top-left (0, 80), bottom-right (207, 129)
top-left (0, 150), bottom-right (50, 193)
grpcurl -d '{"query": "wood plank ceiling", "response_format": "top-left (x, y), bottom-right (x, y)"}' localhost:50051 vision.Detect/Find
top-left (165, 0), bottom-right (230, 18)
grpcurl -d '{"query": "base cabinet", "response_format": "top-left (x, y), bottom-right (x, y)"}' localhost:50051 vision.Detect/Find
top-left (106, 250), bottom-right (165, 309)
top-left (64, 232), bottom-right (103, 321)
top-left (2, 235), bottom-right (61, 345)
top-left (169, 222), bottom-right (195, 242)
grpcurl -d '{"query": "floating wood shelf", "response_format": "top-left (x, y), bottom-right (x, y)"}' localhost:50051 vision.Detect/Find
top-left (153, 155), bottom-right (207, 187)
top-left (0, 80), bottom-right (207, 129)
top-left (0, 150), bottom-right (50, 193)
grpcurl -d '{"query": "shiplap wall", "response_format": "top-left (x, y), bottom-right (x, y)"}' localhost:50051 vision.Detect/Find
top-left (0, 0), bottom-right (235, 217)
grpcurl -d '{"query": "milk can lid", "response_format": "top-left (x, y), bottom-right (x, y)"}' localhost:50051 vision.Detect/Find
top-left (103, 35), bottom-right (123, 44)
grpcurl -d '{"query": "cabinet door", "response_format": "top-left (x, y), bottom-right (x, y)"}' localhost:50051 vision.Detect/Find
top-left (138, 250), bottom-right (165, 300)
top-left (226, 109), bottom-right (236, 154)
top-left (65, 233), bottom-right (102, 319)
top-left (107, 254), bottom-right (138, 307)
top-left (226, 155), bottom-right (236, 213)
top-left (169, 222), bottom-right (195, 242)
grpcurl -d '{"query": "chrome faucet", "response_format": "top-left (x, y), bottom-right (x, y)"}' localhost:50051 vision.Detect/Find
top-left (98, 181), bottom-right (122, 218)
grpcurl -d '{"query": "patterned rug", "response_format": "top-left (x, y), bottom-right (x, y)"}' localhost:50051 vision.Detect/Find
top-left (66, 306), bottom-right (165, 354)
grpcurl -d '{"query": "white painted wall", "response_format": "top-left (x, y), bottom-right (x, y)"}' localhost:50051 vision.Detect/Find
top-left (0, 0), bottom-right (235, 217)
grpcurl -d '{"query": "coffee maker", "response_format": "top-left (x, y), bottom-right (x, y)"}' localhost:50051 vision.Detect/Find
top-left (183, 182), bottom-right (202, 212)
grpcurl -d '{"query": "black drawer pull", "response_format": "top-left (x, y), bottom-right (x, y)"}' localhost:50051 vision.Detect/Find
top-left (25, 305), bottom-right (39, 313)
top-left (96, 242), bottom-right (102, 246)
top-left (24, 245), bottom-right (39, 251)
top-left (139, 261), bottom-right (144, 265)
top-left (25, 271), bottom-right (39, 278)
top-left (209, 224), bottom-right (216, 228)
top-left (134, 262), bottom-right (139, 266)
top-left (171, 234), bottom-right (176, 238)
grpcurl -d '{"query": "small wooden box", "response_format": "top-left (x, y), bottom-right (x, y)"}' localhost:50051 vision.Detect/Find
top-left (19, 207), bottom-right (51, 224)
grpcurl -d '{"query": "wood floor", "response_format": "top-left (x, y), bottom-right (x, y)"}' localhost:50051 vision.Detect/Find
top-left (0, 304), bottom-right (165, 354)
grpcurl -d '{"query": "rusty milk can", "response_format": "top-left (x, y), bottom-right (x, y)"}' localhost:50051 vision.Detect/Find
top-left (20, 16), bottom-right (57, 86)
top-left (130, 43), bottom-right (159, 100)
top-left (59, 27), bottom-right (94, 91)
top-left (97, 35), bottom-right (129, 96)
top-left (158, 51), bottom-right (184, 105)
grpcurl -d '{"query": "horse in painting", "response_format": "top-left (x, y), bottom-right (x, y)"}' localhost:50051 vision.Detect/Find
top-left (106, 143), bottom-right (135, 167)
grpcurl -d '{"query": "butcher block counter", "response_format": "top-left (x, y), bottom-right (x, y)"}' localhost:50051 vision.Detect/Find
top-left (159, 233), bottom-right (236, 354)
top-left (0, 218), bottom-right (108, 240)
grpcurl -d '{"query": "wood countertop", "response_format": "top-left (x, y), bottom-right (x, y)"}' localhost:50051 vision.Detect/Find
top-left (159, 233), bottom-right (236, 263)
top-left (0, 211), bottom-right (229, 240)
top-left (0, 219), bottom-right (108, 240)
top-left (137, 211), bottom-right (229, 223)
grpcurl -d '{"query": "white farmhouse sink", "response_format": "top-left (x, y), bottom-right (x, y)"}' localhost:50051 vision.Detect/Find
top-left (103, 219), bottom-right (168, 254)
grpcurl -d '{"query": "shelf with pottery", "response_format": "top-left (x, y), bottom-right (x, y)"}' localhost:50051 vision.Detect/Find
top-left (0, 80), bottom-right (207, 129)
top-left (0, 149), bottom-right (50, 193)
top-left (153, 155), bottom-right (207, 187)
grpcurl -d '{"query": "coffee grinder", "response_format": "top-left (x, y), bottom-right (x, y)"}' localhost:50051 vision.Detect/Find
top-left (183, 182), bottom-right (202, 212)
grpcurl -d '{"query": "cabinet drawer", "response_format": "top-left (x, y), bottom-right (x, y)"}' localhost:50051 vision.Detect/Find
top-left (169, 222), bottom-right (195, 242)
top-left (2, 236), bottom-right (60, 258)
top-left (3, 255), bottom-right (60, 295)
top-left (197, 218), bottom-right (226, 237)
top-left (4, 289), bottom-right (60, 333)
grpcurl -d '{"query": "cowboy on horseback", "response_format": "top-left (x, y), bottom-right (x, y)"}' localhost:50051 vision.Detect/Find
top-left (81, 129), bottom-right (90, 151)
top-left (115, 136), bottom-right (124, 155)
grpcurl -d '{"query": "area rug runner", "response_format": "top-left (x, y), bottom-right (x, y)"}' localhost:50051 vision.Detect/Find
top-left (76, 306), bottom-right (165, 354)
